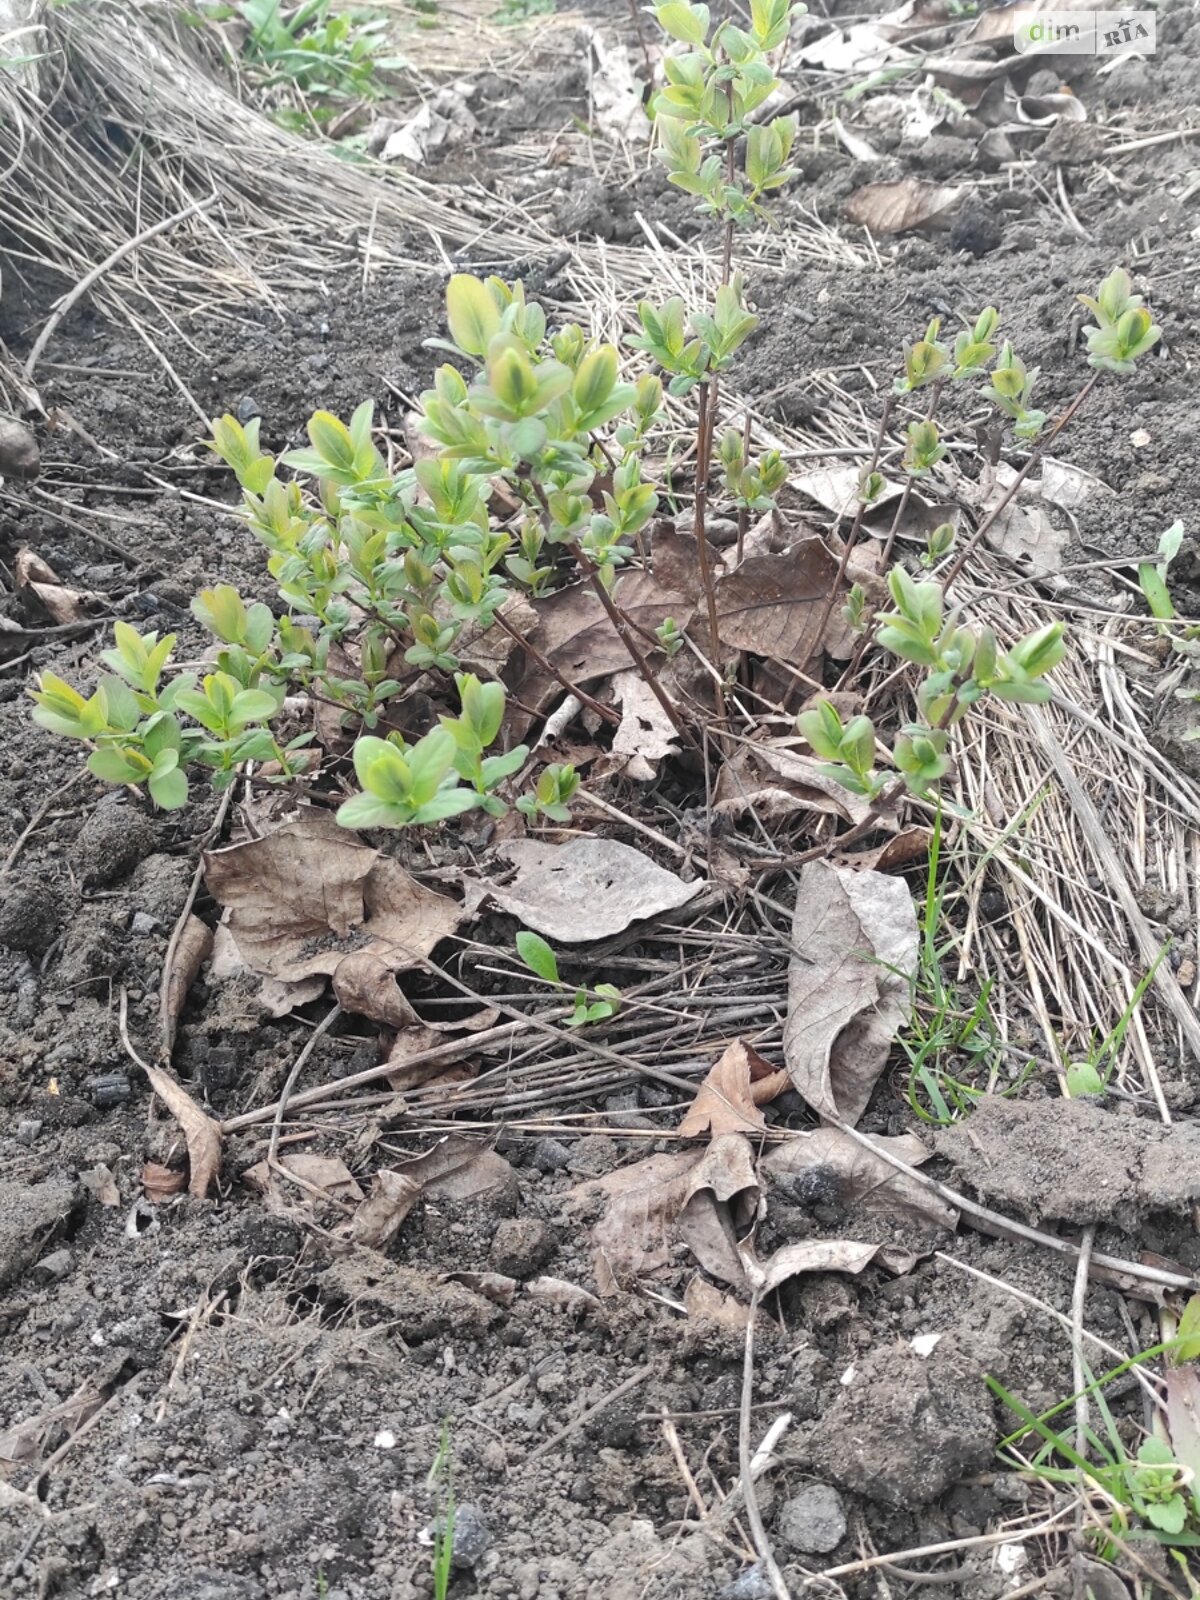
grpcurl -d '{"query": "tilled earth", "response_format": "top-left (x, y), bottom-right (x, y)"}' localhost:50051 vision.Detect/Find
top-left (2, 2), bottom-right (1200, 1597)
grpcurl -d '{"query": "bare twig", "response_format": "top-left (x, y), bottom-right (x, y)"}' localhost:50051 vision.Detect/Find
top-left (523, 1364), bottom-right (653, 1466)
top-left (740, 1298), bottom-right (794, 1600)
top-left (268, 1003), bottom-right (343, 1167)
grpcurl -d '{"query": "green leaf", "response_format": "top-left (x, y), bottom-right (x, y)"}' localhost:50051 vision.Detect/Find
top-left (412, 790), bottom-right (479, 823)
top-left (1065, 1061), bottom-right (1104, 1098)
top-left (307, 410), bottom-right (356, 472)
top-left (656, 1), bottom-right (709, 44)
top-left (573, 346), bottom-right (618, 415)
top-left (336, 791), bottom-right (412, 830)
top-left (446, 273), bottom-right (502, 358)
top-left (229, 689), bottom-right (280, 725)
top-left (1140, 562), bottom-right (1176, 622)
top-left (88, 747), bottom-right (151, 784)
top-left (516, 929), bottom-right (559, 984)
top-left (148, 764), bottom-right (189, 810)
top-left (1174, 1297), bottom-right (1200, 1365)
top-left (1145, 1497), bottom-right (1187, 1535)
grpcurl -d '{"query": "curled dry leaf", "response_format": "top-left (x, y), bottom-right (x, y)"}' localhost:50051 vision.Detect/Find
top-left (14, 548), bottom-right (103, 625)
top-left (203, 810), bottom-right (462, 1024)
top-left (714, 538), bottom-right (843, 666)
top-left (783, 861), bottom-right (918, 1126)
top-left (753, 1238), bottom-right (882, 1294)
top-left (1016, 91), bottom-right (1086, 126)
top-left (525, 1276), bottom-right (603, 1315)
top-left (163, 913), bottom-right (213, 1051)
top-left (845, 178), bottom-right (962, 235)
top-left (763, 1128), bottom-right (958, 1233)
top-left (80, 1163), bottom-right (120, 1208)
top-left (795, 22), bottom-right (895, 72)
top-left (142, 1161), bottom-right (187, 1204)
top-left (830, 826), bottom-right (932, 873)
top-left (446, 1271), bottom-right (518, 1307)
top-left (350, 1169), bottom-right (421, 1250)
top-left (680, 1132), bottom-right (761, 1288)
top-left (490, 836), bottom-right (702, 944)
top-left (715, 739), bottom-right (873, 827)
top-left (141, 1062), bottom-right (222, 1199)
top-left (573, 1149), bottom-right (701, 1295)
top-left (678, 1040), bottom-right (790, 1139)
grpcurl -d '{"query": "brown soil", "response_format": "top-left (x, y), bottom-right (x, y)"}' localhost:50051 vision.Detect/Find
top-left (3, 3), bottom-right (1200, 1597)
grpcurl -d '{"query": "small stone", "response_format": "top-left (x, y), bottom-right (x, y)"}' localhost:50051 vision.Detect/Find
top-left (436, 1503), bottom-right (491, 1570)
top-left (717, 1565), bottom-right (773, 1600)
top-left (489, 1217), bottom-right (555, 1280)
top-left (87, 1072), bottom-right (132, 1109)
top-left (530, 1137), bottom-right (570, 1173)
top-left (235, 396), bottom-right (261, 423)
top-left (0, 1177), bottom-right (81, 1289)
top-left (776, 1485), bottom-right (847, 1555)
top-left (948, 199), bottom-right (1003, 258)
top-left (130, 912), bottom-right (159, 936)
top-left (16, 1119), bottom-right (42, 1146)
top-left (0, 874), bottom-right (66, 955)
top-left (34, 1247), bottom-right (73, 1282)
top-left (0, 417), bottom-right (40, 480)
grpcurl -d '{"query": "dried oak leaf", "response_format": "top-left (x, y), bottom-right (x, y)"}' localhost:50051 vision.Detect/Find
top-left (572, 1149), bottom-right (701, 1295)
top-left (490, 836), bottom-right (702, 943)
top-left (763, 1128), bottom-right (958, 1233)
top-left (845, 178), bottom-right (962, 235)
top-left (207, 922), bottom-right (327, 1019)
top-left (714, 538), bottom-right (841, 665)
top-left (679, 1132), bottom-right (761, 1287)
top-left (203, 810), bottom-right (462, 1024)
top-left (677, 1040), bottom-right (789, 1139)
top-left (783, 860), bottom-right (918, 1125)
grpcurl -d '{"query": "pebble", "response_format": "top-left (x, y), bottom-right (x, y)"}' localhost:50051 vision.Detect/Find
top-left (436, 1503), bottom-right (492, 1570)
top-left (776, 1484), bottom-right (847, 1554)
top-left (0, 417), bottom-right (40, 480)
top-left (130, 912), bottom-right (159, 935)
top-left (16, 1119), bottom-right (42, 1145)
top-left (530, 1137), bottom-right (571, 1173)
top-left (717, 1566), bottom-right (773, 1600)
top-left (34, 1247), bottom-right (73, 1282)
top-left (87, 1072), bottom-right (131, 1109)
top-left (235, 396), bottom-right (262, 423)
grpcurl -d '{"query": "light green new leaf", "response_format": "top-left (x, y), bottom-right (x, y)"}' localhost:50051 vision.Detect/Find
top-left (446, 273), bottom-right (502, 358)
top-left (516, 929), bottom-right (559, 985)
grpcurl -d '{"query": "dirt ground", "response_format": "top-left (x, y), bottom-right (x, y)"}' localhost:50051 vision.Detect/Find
top-left (2, 2), bottom-right (1200, 1597)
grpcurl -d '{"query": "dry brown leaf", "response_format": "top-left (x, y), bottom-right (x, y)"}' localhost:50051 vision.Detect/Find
top-left (526, 1276), bottom-right (603, 1314)
top-left (714, 538), bottom-right (842, 665)
top-left (341, 1141), bottom-right (514, 1250)
top-left (141, 1063), bottom-right (222, 1199)
top-left (163, 913), bottom-right (213, 1050)
top-left (967, 0), bottom-right (1098, 45)
top-left (207, 922), bottom-right (327, 1019)
top-left (244, 1152), bottom-right (364, 1202)
top-left (678, 1040), bottom-right (789, 1139)
top-left (783, 861), bottom-right (918, 1125)
top-left (142, 1161), bottom-right (187, 1204)
top-left (80, 1163), bottom-right (120, 1208)
top-left (680, 1133), bottom-right (761, 1288)
top-left (609, 670), bottom-right (680, 782)
top-left (203, 810), bottom-right (461, 1015)
top-left (332, 947), bottom-right (419, 1029)
top-left (830, 826), bottom-right (932, 873)
top-left (490, 836), bottom-right (702, 944)
top-left (1016, 91), bottom-right (1086, 126)
top-left (573, 1149), bottom-right (702, 1295)
top-left (14, 548), bottom-right (103, 624)
top-left (350, 1169), bottom-right (421, 1250)
top-left (513, 569), bottom-right (695, 723)
top-left (755, 1238), bottom-right (881, 1293)
top-left (845, 178), bottom-right (962, 235)
top-left (763, 1128), bottom-right (958, 1233)
top-left (683, 1277), bottom-right (751, 1329)
top-left (715, 740), bottom-right (872, 827)
top-left (447, 1271), bottom-right (519, 1307)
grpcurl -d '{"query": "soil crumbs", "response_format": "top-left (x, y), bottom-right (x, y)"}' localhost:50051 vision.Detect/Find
top-left (3, 1), bottom-right (1200, 1598)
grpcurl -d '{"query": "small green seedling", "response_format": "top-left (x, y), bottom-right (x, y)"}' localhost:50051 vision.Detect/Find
top-left (427, 1421), bottom-right (454, 1600)
top-left (1064, 944), bottom-right (1168, 1097)
top-left (516, 931), bottom-right (621, 1027)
